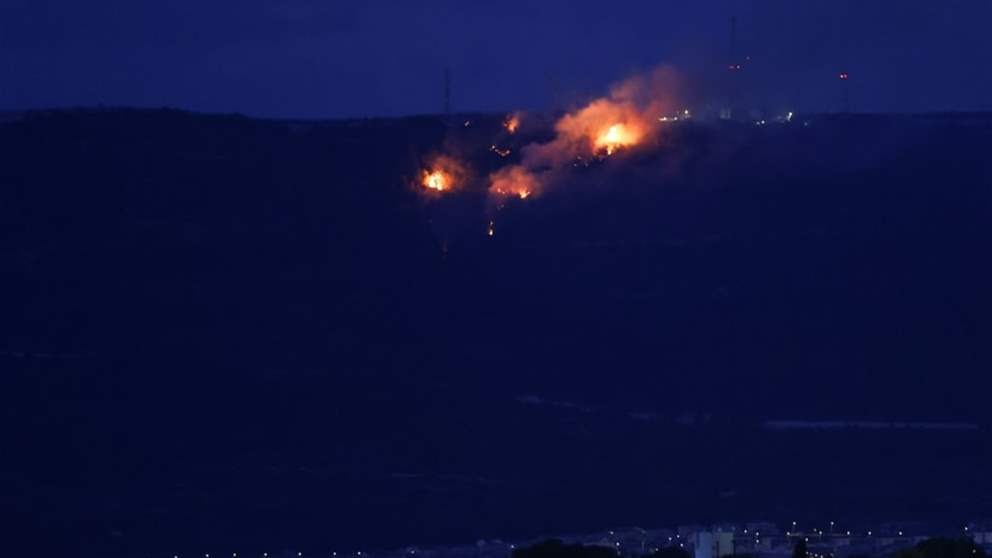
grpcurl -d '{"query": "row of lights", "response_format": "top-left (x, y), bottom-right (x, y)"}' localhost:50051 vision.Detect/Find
top-left (165, 524), bottom-right (978, 558)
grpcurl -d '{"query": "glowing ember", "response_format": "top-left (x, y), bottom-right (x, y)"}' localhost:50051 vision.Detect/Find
top-left (489, 165), bottom-right (537, 199)
top-left (491, 185), bottom-right (532, 200)
top-left (504, 113), bottom-right (520, 134)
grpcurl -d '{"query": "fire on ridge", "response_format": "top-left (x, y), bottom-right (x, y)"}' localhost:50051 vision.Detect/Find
top-left (418, 154), bottom-right (467, 195)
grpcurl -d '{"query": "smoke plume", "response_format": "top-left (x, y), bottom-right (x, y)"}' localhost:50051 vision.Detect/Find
top-left (489, 66), bottom-right (684, 199)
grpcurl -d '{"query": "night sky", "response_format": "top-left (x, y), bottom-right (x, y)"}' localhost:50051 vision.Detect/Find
top-left (3, 0), bottom-right (991, 117)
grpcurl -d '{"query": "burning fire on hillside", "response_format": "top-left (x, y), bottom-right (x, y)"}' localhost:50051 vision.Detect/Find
top-left (594, 123), bottom-right (641, 156)
top-left (504, 113), bottom-right (521, 134)
top-left (489, 165), bottom-right (537, 200)
top-left (421, 169), bottom-right (449, 191)
top-left (418, 155), bottom-right (467, 195)
top-left (486, 66), bottom-right (680, 198)
top-left (554, 98), bottom-right (651, 159)
top-left (414, 67), bottom-right (680, 208)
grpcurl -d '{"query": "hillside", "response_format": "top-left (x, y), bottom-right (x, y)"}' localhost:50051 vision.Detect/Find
top-left (2, 109), bottom-right (991, 556)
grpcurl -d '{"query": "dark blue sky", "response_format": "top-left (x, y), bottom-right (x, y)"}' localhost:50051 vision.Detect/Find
top-left (2, 0), bottom-right (990, 118)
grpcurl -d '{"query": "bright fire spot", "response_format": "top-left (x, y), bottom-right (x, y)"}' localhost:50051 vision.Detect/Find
top-left (594, 123), bottom-right (639, 156)
top-left (418, 155), bottom-right (466, 194)
top-left (481, 66), bottom-right (680, 197)
top-left (490, 165), bottom-right (538, 200)
top-left (421, 169), bottom-right (449, 191)
top-left (492, 185), bottom-right (532, 199)
top-left (504, 114), bottom-right (520, 134)
top-left (551, 99), bottom-right (652, 160)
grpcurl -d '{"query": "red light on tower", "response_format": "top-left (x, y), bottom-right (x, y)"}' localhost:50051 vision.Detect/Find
top-left (839, 72), bottom-right (849, 80)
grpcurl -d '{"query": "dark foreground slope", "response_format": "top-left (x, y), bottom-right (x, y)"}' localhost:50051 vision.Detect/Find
top-left (1, 109), bottom-right (990, 556)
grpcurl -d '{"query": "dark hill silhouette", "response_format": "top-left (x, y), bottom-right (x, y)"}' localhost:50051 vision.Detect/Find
top-left (1, 109), bottom-right (990, 556)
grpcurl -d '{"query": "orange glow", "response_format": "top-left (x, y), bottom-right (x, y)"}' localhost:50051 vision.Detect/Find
top-left (504, 113), bottom-right (521, 134)
top-left (418, 155), bottom-right (466, 194)
top-left (593, 123), bottom-right (640, 156)
top-left (551, 96), bottom-right (652, 159)
top-left (421, 169), bottom-right (449, 191)
top-left (489, 165), bottom-right (537, 200)
top-left (485, 66), bottom-right (681, 199)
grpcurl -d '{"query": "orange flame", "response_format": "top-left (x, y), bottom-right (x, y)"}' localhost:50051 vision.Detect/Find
top-left (504, 113), bottom-right (521, 134)
top-left (419, 155), bottom-right (466, 194)
top-left (489, 166), bottom-right (537, 200)
top-left (486, 66), bottom-right (681, 199)
top-left (421, 169), bottom-right (449, 191)
top-left (594, 123), bottom-right (640, 156)
top-left (554, 98), bottom-right (649, 158)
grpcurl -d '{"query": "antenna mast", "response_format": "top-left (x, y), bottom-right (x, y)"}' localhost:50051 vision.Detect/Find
top-left (443, 67), bottom-right (451, 115)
